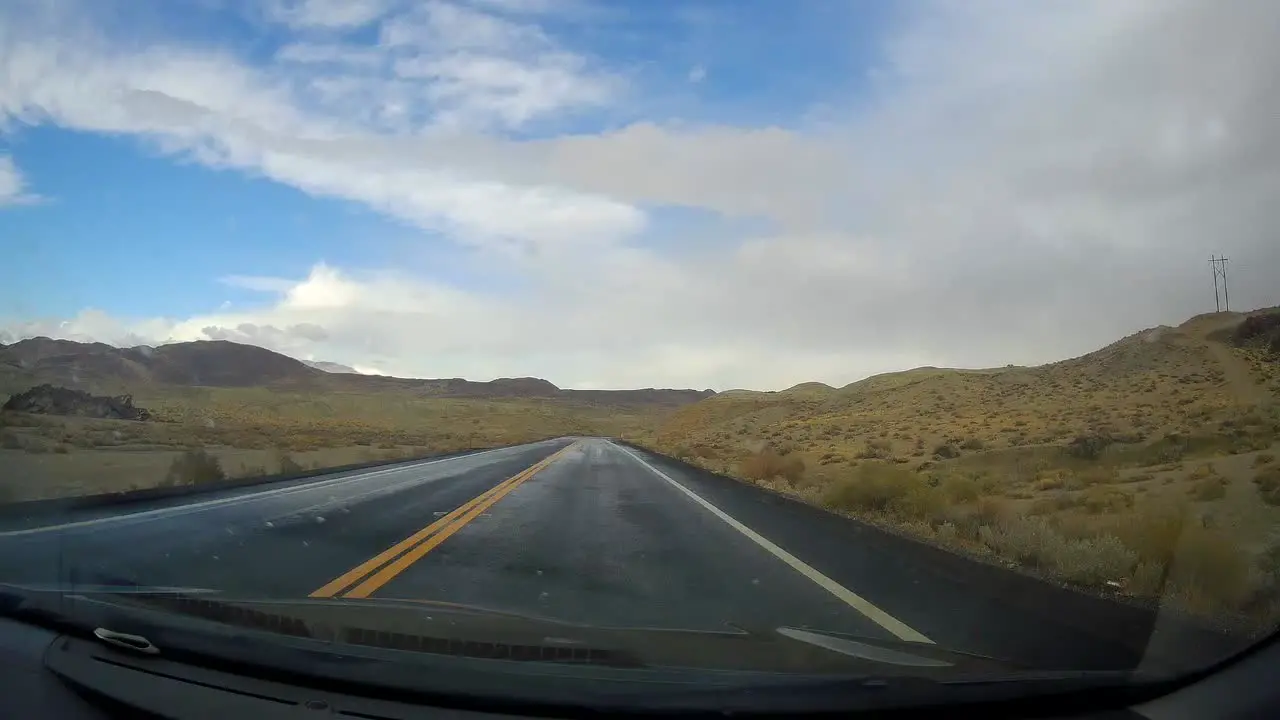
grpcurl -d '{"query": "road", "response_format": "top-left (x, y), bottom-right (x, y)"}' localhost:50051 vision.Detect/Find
top-left (0, 438), bottom-right (1239, 674)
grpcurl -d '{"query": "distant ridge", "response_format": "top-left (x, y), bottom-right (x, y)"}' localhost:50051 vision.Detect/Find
top-left (0, 338), bottom-right (715, 409)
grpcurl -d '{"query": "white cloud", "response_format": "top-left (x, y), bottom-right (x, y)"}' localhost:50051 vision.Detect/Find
top-left (266, 0), bottom-right (394, 29)
top-left (394, 51), bottom-right (614, 129)
top-left (0, 155), bottom-right (40, 206)
top-left (2, 0), bottom-right (1279, 390)
top-left (275, 43), bottom-right (384, 68)
top-left (379, 1), bottom-right (617, 129)
top-left (382, 1), bottom-right (545, 50)
top-left (687, 65), bottom-right (706, 84)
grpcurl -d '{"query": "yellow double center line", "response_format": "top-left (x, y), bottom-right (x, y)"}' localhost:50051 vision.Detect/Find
top-left (310, 443), bottom-right (578, 600)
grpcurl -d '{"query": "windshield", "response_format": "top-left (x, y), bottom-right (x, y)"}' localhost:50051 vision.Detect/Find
top-left (1, 0), bottom-right (1278, 713)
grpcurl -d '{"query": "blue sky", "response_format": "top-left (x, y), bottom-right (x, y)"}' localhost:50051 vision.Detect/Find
top-left (0, 0), bottom-right (892, 318)
top-left (1, 0), bottom-right (1277, 389)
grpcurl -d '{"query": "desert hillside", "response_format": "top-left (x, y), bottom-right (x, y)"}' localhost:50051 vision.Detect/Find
top-left (628, 308), bottom-right (1280, 626)
top-left (4, 309), bottom-right (1280, 628)
top-left (0, 338), bottom-right (711, 503)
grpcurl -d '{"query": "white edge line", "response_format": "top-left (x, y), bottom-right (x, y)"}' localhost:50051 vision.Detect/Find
top-left (608, 441), bottom-right (934, 645)
top-left (0, 442), bottom-right (554, 537)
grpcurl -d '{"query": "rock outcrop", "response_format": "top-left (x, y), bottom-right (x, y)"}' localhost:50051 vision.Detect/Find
top-left (2, 384), bottom-right (152, 421)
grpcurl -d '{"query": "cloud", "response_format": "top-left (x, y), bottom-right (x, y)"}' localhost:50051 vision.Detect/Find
top-left (275, 42), bottom-right (384, 68)
top-left (266, 0), bottom-right (394, 29)
top-left (687, 65), bottom-right (706, 84)
top-left (0, 3), bottom-right (636, 246)
top-left (0, 155), bottom-right (41, 205)
top-left (380, 0), bottom-right (618, 129)
top-left (2, 0), bottom-right (1279, 390)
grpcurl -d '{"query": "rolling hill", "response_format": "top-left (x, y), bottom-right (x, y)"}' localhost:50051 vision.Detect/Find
top-left (0, 338), bottom-right (715, 409)
top-left (644, 308), bottom-right (1279, 465)
top-left (623, 308), bottom-right (1280, 625)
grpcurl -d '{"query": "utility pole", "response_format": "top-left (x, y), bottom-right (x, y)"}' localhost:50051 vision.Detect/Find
top-left (1209, 255), bottom-right (1230, 312)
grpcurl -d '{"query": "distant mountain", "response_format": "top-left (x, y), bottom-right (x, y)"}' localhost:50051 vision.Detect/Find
top-left (302, 360), bottom-right (361, 374)
top-left (0, 338), bottom-right (715, 409)
top-left (0, 338), bottom-right (320, 388)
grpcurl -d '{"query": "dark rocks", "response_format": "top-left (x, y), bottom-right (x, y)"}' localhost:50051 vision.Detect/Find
top-left (2, 384), bottom-right (152, 421)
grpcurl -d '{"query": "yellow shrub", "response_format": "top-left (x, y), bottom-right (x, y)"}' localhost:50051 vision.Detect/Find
top-left (940, 475), bottom-right (980, 503)
top-left (741, 449), bottom-right (805, 484)
top-left (822, 462), bottom-right (945, 523)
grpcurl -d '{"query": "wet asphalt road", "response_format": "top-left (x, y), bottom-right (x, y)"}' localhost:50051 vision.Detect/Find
top-left (0, 437), bottom-right (1231, 673)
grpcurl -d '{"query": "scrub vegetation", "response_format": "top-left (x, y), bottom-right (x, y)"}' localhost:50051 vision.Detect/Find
top-left (0, 389), bottom-right (663, 500)
top-left (630, 308), bottom-right (1280, 629)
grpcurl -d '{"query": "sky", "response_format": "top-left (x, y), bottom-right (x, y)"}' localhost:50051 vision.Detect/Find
top-left (1, 0), bottom-right (1278, 390)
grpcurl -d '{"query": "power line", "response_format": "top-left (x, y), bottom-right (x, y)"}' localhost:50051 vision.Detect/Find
top-left (1209, 255), bottom-right (1230, 312)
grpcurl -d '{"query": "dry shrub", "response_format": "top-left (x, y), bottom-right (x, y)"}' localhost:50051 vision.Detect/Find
top-left (1034, 471), bottom-right (1067, 491)
top-left (164, 448), bottom-right (225, 487)
top-left (1077, 466), bottom-right (1120, 487)
top-left (1188, 463), bottom-right (1216, 480)
top-left (1081, 486), bottom-right (1134, 514)
top-left (1254, 452), bottom-right (1276, 467)
top-left (977, 516), bottom-right (1137, 587)
top-left (1112, 503), bottom-right (1190, 566)
top-left (1128, 561), bottom-right (1168, 598)
top-left (896, 483), bottom-right (946, 523)
top-left (691, 445), bottom-right (718, 459)
top-left (936, 521), bottom-right (959, 545)
top-left (741, 449), bottom-right (805, 484)
top-left (1168, 529), bottom-right (1253, 611)
top-left (273, 449), bottom-right (304, 474)
top-left (1254, 468), bottom-right (1280, 506)
top-left (822, 462), bottom-right (938, 521)
top-left (940, 475), bottom-right (981, 503)
top-left (1188, 476), bottom-right (1227, 502)
top-left (974, 495), bottom-right (1012, 526)
top-left (932, 443), bottom-right (959, 459)
top-left (1027, 497), bottom-right (1059, 516)
top-left (1112, 502), bottom-right (1252, 610)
